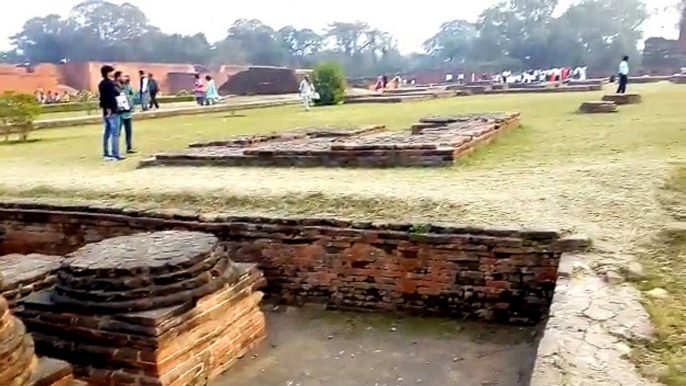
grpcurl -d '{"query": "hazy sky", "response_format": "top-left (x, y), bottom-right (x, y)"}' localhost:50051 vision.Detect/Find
top-left (0, 0), bottom-right (680, 53)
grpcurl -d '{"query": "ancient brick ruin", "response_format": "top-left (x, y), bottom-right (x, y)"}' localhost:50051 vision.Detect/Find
top-left (578, 101), bottom-right (618, 114)
top-left (0, 62), bottom-right (301, 95)
top-left (642, 4), bottom-right (686, 75)
top-left (139, 112), bottom-right (520, 168)
top-left (0, 295), bottom-right (82, 386)
top-left (0, 201), bottom-right (590, 326)
top-left (602, 94), bottom-right (643, 105)
top-left (16, 231), bottom-right (266, 386)
top-left (0, 254), bottom-right (62, 309)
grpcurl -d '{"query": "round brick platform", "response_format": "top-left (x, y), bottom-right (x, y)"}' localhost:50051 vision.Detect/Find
top-left (601, 93), bottom-right (642, 105)
top-left (53, 231), bottom-right (239, 312)
top-left (578, 101), bottom-right (618, 114)
top-left (0, 296), bottom-right (36, 386)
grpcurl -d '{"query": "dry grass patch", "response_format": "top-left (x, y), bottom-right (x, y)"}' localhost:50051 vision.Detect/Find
top-left (634, 164), bottom-right (686, 386)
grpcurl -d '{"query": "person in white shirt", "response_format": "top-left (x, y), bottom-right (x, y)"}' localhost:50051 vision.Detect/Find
top-left (138, 70), bottom-right (149, 111)
top-left (299, 75), bottom-right (316, 111)
top-left (617, 56), bottom-right (630, 94)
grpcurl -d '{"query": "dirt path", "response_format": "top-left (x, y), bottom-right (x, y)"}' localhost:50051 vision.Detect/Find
top-left (216, 306), bottom-right (538, 386)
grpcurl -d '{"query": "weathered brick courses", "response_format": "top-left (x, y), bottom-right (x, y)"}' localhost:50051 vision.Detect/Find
top-left (12, 231), bottom-right (266, 386)
top-left (139, 113), bottom-right (521, 168)
top-left (0, 201), bottom-right (590, 325)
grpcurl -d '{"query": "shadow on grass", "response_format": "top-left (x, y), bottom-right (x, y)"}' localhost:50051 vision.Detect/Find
top-left (0, 136), bottom-right (83, 147)
top-left (0, 138), bottom-right (42, 146)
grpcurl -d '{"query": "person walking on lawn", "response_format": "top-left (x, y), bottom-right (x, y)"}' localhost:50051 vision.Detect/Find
top-left (119, 74), bottom-right (137, 154)
top-left (99, 65), bottom-right (123, 161)
top-left (138, 70), bottom-right (149, 111)
top-left (148, 73), bottom-right (160, 110)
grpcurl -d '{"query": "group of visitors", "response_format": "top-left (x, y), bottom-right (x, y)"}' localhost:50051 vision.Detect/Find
top-left (374, 74), bottom-right (404, 91)
top-left (98, 65), bottom-right (138, 161)
top-left (193, 74), bottom-right (220, 106)
top-left (479, 66), bottom-right (587, 85)
top-left (35, 90), bottom-right (71, 104)
top-left (137, 70), bottom-right (160, 111)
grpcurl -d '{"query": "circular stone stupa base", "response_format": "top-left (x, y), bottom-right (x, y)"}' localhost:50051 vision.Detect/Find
top-left (601, 93), bottom-right (642, 105)
top-left (578, 101), bottom-right (618, 113)
top-left (0, 296), bottom-right (37, 386)
top-left (53, 231), bottom-right (240, 313)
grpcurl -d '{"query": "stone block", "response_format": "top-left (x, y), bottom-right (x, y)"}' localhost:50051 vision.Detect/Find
top-left (601, 93), bottom-right (642, 105)
top-left (578, 101), bottom-right (618, 114)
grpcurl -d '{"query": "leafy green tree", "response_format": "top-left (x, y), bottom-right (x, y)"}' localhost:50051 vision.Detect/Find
top-left (313, 62), bottom-right (346, 106)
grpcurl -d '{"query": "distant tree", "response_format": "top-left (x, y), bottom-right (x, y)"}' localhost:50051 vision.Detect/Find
top-left (9, 14), bottom-right (74, 63)
top-left (423, 20), bottom-right (477, 64)
top-left (226, 19), bottom-right (288, 66)
top-left (326, 22), bottom-right (370, 57)
top-left (277, 26), bottom-right (323, 66)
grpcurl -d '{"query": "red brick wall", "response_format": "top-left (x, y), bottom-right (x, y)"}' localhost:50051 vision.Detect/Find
top-left (0, 64), bottom-right (62, 94)
top-left (0, 62), bottom-right (251, 95)
top-left (0, 202), bottom-right (587, 324)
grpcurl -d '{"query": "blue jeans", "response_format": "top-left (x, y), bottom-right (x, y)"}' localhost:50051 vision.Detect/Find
top-left (120, 117), bottom-right (133, 152)
top-left (103, 114), bottom-right (121, 158)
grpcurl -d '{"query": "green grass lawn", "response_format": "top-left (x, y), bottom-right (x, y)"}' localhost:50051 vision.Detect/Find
top-left (1, 82), bottom-right (685, 222)
top-left (7, 83), bottom-right (684, 171)
top-left (1, 82), bottom-right (686, 383)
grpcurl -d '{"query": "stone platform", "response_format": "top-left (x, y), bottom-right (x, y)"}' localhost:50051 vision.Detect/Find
top-left (602, 93), bottom-right (642, 105)
top-left (344, 90), bottom-right (457, 104)
top-left (16, 231), bottom-right (266, 386)
top-left (139, 113), bottom-right (520, 169)
top-left (578, 101), bottom-right (618, 114)
top-left (0, 254), bottom-right (63, 309)
top-left (0, 295), bottom-right (80, 386)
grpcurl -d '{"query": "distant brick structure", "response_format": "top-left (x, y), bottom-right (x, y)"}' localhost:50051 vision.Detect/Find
top-left (0, 62), bottom-right (302, 95)
top-left (642, 4), bottom-right (686, 75)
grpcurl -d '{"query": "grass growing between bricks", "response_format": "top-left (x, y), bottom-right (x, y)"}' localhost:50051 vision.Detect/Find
top-left (633, 165), bottom-right (686, 386)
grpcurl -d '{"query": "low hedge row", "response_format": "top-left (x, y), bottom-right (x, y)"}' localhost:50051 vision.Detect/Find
top-left (41, 95), bottom-right (196, 114)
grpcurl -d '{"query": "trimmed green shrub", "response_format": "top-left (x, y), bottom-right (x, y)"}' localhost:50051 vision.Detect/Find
top-left (0, 91), bottom-right (41, 142)
top-left (312, 62), bottom-right (346, 106)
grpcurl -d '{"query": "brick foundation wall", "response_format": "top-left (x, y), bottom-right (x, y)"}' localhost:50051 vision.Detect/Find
top-left (0, 202), bottom-right (588, 324)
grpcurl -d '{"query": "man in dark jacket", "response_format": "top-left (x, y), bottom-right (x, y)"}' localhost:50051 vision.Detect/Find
top-left (148, 73), bottom-right (160, 110)
top-left (99, 65), bottom-right (123, 160)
